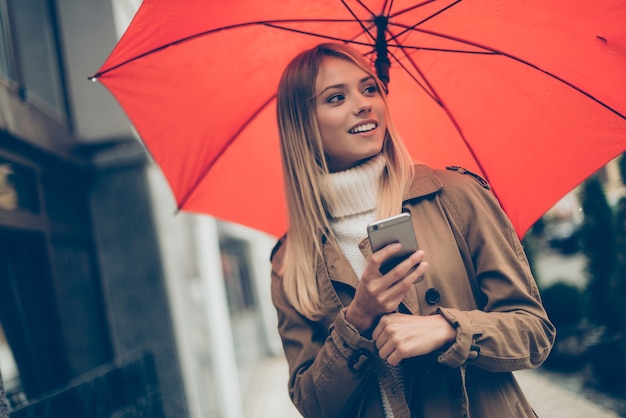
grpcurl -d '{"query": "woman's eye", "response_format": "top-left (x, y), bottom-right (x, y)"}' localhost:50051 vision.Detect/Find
top-left (327, 94), bottom-right (345, 103)
top-left (363, 85), bottom-right (378, 95)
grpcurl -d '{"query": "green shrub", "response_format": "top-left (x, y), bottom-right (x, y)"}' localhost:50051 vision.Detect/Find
top-left (579, 175), bottom-right (617, 329)
top-left (542, 282), bottom-right (588, 371)
top-left (542, 282), bottom-right (586, 328)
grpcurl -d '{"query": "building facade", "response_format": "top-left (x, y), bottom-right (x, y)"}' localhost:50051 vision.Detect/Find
top-left (0, 1), bottom-right (281, 417)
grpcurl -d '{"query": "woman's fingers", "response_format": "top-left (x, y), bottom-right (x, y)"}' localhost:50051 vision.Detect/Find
top-left (408, 259), bottom-right (429, 284)
top-left (373, 314), bottom-right (402, 364)
top-left (366, 243), bottom-right (403, 275)
top-left (381, 250), bottom-right (428, 294)
top-left (351, 247), bottom-right (429, 329)
top-left (362, 248), bottom-right (429, 310)
top-left (368, 246), bottom-right (426, 281)
top-left (394, 250), bottom-right (427, 283)
top-left (373, 313), bottom-right (457, 365)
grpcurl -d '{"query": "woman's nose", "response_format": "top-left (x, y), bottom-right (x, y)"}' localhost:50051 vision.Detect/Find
top-left (353, 100), bottom-right (372, 115)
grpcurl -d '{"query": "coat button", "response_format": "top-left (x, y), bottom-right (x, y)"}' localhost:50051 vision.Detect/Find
top-left (425, 288), bottom-right (440, 304)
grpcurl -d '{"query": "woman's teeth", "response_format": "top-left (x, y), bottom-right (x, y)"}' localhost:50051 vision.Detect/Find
top-left (350, 122), bottom-right (376, 134)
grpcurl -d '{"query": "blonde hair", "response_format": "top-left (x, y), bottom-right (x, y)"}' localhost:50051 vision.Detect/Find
top-left (277, 43), bottom-right (414, 320)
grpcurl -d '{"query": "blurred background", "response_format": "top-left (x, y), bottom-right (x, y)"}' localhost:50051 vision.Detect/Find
top-left (0, 1), bottom-right (625, 417)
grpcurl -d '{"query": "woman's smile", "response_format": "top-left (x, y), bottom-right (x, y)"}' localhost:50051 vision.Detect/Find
top-left (315, 56), bottom-right (387, 172)
top-left (349, 121), bottom-right (378, 135)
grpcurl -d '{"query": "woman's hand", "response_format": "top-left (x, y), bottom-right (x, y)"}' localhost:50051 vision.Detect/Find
top-left (372, 313), bottom-right (456, 366)
top-left (345, 244), bottom-right (428, 333)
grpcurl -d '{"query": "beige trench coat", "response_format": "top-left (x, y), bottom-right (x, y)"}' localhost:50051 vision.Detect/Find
top-left (270, 164), bottom-right (556, 418)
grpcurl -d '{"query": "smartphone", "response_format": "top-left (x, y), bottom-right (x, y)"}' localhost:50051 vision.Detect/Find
top-left (367, 212), bottom-right (418, 274)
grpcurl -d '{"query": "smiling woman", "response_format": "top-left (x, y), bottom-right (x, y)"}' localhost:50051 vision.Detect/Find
top-left (315, 57), bottom-right (387, 173)
top-left (92, 0), bottom-right (626, 241)
top-left (270, 43), bottom-right (555, 418)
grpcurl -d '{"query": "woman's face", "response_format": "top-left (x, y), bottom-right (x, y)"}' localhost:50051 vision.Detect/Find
top-left (315, 56), bottom-right (387, 172)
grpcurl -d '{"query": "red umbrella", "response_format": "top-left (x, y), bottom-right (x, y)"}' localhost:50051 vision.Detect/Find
top-left (90, 0), bottom-right (626, 238)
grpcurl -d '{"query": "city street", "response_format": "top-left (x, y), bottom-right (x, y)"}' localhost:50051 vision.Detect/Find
top-left (533, 246), bottom-right (587, 288)
top-left (245, 248), bottom-right (626, 418)
top-left (245, 355), bottom-right (622, 418)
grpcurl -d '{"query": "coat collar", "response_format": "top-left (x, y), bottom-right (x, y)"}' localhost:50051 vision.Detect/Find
top-left (318, 164), bottom-right (443, 314)
top-left (403, 164), bottom-right (443, 201)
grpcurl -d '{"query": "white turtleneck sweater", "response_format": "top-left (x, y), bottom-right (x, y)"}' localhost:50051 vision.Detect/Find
top-left (321, 154), bottom-right (384, 278)
top-left (320, 154), bottom-right (405, 418)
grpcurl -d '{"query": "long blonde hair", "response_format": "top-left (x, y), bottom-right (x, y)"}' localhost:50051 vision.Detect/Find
top-left (277, 43), bottom-right (414, 320)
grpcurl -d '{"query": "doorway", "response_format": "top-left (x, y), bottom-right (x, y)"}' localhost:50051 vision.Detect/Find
top-left (0, 230), bottom-right (69, 407)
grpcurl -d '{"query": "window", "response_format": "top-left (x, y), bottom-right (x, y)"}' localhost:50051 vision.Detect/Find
top-left (0, 158), bottom-right (39, 214)
top-left (0, 1), bottom-right (13, 80)
top-left (6, 0), bottom-right (66, 119)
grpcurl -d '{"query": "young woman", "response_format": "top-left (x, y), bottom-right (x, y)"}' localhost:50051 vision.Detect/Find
top-left (270, 43), bottom-right (555, 418)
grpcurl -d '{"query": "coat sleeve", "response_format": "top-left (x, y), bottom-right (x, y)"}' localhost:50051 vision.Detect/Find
top-left (270, 238), bottom-right (381, 418)
top-left (434, 172), bottom-right (556, 372)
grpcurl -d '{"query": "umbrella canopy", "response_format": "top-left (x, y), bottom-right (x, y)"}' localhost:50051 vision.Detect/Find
top-left (91, 0), bottom-right (626, 238)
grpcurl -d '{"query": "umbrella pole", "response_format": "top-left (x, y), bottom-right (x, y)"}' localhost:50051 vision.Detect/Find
top-left (374, 15), bottom-right (390, 93)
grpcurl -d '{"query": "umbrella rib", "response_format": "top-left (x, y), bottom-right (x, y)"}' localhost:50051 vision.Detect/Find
top-left (177, 95), bottom-right (277, 209)
top-left (401, 26), bottom-right (626, 120)
top-left (387, 49), bottom-right (437, 102)
top-left (90, 19), bottom-right (369, 79)
top-left (389, 32), bottom-right (491, 185)
top-left (388, 0), bottom-right (462, 43)
top-left (340, 0), bottom-right (376, 43)
top-left (387, 40), bottom-right (496, 55)
top-left (351, 0), bottom-right (376, 19)
top-left (345, 0), bottom-right (415, 21)
top-left (383, 0), bottom-right (393, 15)
top-left (387, 0), bottom-right (440, 20)
top-left (260, 22), bottom-right (375, 48)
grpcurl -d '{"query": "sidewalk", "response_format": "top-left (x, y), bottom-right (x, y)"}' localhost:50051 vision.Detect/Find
top-left (245, 356), bottom-right (621, 418)
top-left (515, 369), bottom-right (619, 418)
